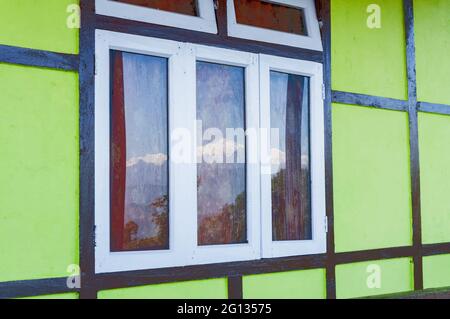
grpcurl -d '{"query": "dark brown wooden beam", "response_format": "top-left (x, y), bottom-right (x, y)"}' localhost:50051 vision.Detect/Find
top-left (228, 276), bottom-right (243, 299)
top-left (0, 44), bottom-right (79, 71)
top-left (0, 277), bottom-right (78, 299)
top-left (79, 0), bottom-right (97, 300)
top-left (317, 0), bottom-right (336, 300)
top-left (418, 101), bottom-right (450, 116)
top-left (332, 91), bottom-right (409, 112)
top-left (403, 0), bottom-right (423, 291)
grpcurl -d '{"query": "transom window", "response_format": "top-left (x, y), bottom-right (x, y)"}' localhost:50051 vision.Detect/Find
top-left (96, 0), bottom-right (218, 33)
top-left (227, 0), bottom-right (323, 50)
top-left (95, 30), bottom-right (325, 273)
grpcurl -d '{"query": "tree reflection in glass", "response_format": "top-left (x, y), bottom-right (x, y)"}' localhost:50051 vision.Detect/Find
top-left (110, 50), bottom-right (169, 252)
top-left (270, 71), bottom-right (312, 241)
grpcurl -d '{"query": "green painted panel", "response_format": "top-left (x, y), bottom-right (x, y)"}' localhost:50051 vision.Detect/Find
top-left (418, 113), bottom-right (450, 244)
top-left (414, 0), bottom-right (450, 105)
top-left (332, 104), bottom-right (412, 252)
top-left (0, 0), bottom-right (79, 54)
top-left (0, 64), bottom-right (79, 282)
top-left (331, 0), bottom-right (407, 99)
top-left (21, 293), bottom-right (79, 299)
top-left (336, 258), bottom-right (414, 299)
top-left (98, 279), bottom-right (228, 299)
top-left (243, 269), bottom-right (326, 299)
top-left (423, 254), bottom-right (450, 289)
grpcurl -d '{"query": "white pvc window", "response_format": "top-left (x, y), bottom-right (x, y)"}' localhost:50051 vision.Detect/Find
top-left (95, 30), bottom-right (325, 274)
top-left (227, 0), bottom-right (323, 51)
top-left (96, 0), bottom-right (218, 34)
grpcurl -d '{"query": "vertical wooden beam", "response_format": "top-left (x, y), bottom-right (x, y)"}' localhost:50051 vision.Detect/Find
top-left (228, 275), bottom-right (243, 299)
top-left (215, 0), bottom-right (228, 38)
top-left (403, 0), bottom-right (423, 291)
top-left (317, 0), bottom-right (336, 299)
top-left (79, 0), bottom-right (98, 299)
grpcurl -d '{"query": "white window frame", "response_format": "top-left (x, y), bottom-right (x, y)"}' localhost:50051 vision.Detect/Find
top-left (259, 54), bottom-right (326, 258)
top-left (95, 30), bottom-right (261, 273)
top-left (96, 0), bottom-right (218, 34)
top-left (227, 0), bottom-right (323, 51)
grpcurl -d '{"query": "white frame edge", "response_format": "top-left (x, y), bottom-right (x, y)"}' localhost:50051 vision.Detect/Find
top-left (96, 0), bottom-right (218, 34)
top-left (227, 0), bottom-right (323, 51)
top-left (259, 54), bottom-right (326, 258)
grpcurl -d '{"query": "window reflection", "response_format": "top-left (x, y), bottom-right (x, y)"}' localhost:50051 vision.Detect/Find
top-left (110, 50), bottom-right (169, 252)
top-left (114, 0), bottom-right (198, 16)
top-left (234, 0), bottom-right (307, 35)
top-left (196, 61), bottom-right (247, 246)
top-left (270, 71), bottom-right (311, 241)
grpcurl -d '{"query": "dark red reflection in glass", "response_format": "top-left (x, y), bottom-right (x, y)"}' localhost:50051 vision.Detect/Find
top-left (270, 71), bottom-right (311, 241)
top-left (234, 0), bottom-right (307, 35)
top-left (110, 50), bottom-right (169, 252)
top-left (196, 61), bottom-right (247, 246)
top-left (114, 0), bottom-right (198, 16)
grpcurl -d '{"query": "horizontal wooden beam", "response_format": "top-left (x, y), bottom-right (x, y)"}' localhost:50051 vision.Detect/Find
top-left (418, 101), bottom-right (450, 116)
top-left (0, 277), bottom-right (78, 299)
top-left (333, 246), bottom-right (415, 264)
top-left (0, 44), bottom-right (79, 71)
top-left (94, 254), bottom-right (327, 291)
top-left (422, 242), bottom-right (450, 257)
top-left (332, 91), bottom-right (409, 111)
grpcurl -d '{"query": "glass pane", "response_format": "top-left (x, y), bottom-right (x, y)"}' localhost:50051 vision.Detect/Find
top-left (114, 0), bottom-right (198, 16)
top-left (270, 71), bottom-right (311, 241)
top-left (110, 50), bottom-right (169, 252)
top-left (197, 61), bottom-right (247, 246)
top-left (234, 0), bottom-right (307, 35)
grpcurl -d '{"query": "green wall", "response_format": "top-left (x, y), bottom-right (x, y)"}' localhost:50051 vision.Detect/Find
top-left (336, 258), bottom-right (413, 299)
top-left (332, 104), bottom-right (412, 252)
top-left (0, 0), bottom-right (79, 54)
top-left (414, 0), bottom-right (450, 105)
top-left (0, 64), bottom-right (79, 283)
top-left (243, 269), bottom-right (326, 299)
top-left (98, 279), bottom-right (228, 299)
top-left (418, 113), bottom-right (450, 244)
top-left (331, 0), bottom-right (407, 99)
top-left (423, 254), bottom-right (450, 289)
top-left (21, 293), bottom-right (79, 300)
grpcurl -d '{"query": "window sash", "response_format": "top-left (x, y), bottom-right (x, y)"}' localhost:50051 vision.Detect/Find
top-left (227, 0), bottom-right (323, 51)
top-left (96, 0), bottom-right (218, 34)
top-left (95, 31), bottom-right (192, 273)
top-left (187, 44), bottom-right (261, 265)
top-left (259, 54), bottom-right (326, 258)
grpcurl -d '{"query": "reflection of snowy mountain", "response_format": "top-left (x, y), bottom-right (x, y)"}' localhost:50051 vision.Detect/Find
top-left (124, 160), bottom-right (168, 240)
top-left (125, 159), bottom-right (168, 205)
top-left (198, 137), bottom-right (245, 163)
top-left (197, 163), bottom-right (245, 218)
top-left (126, 153), bottom-right (167, 167)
